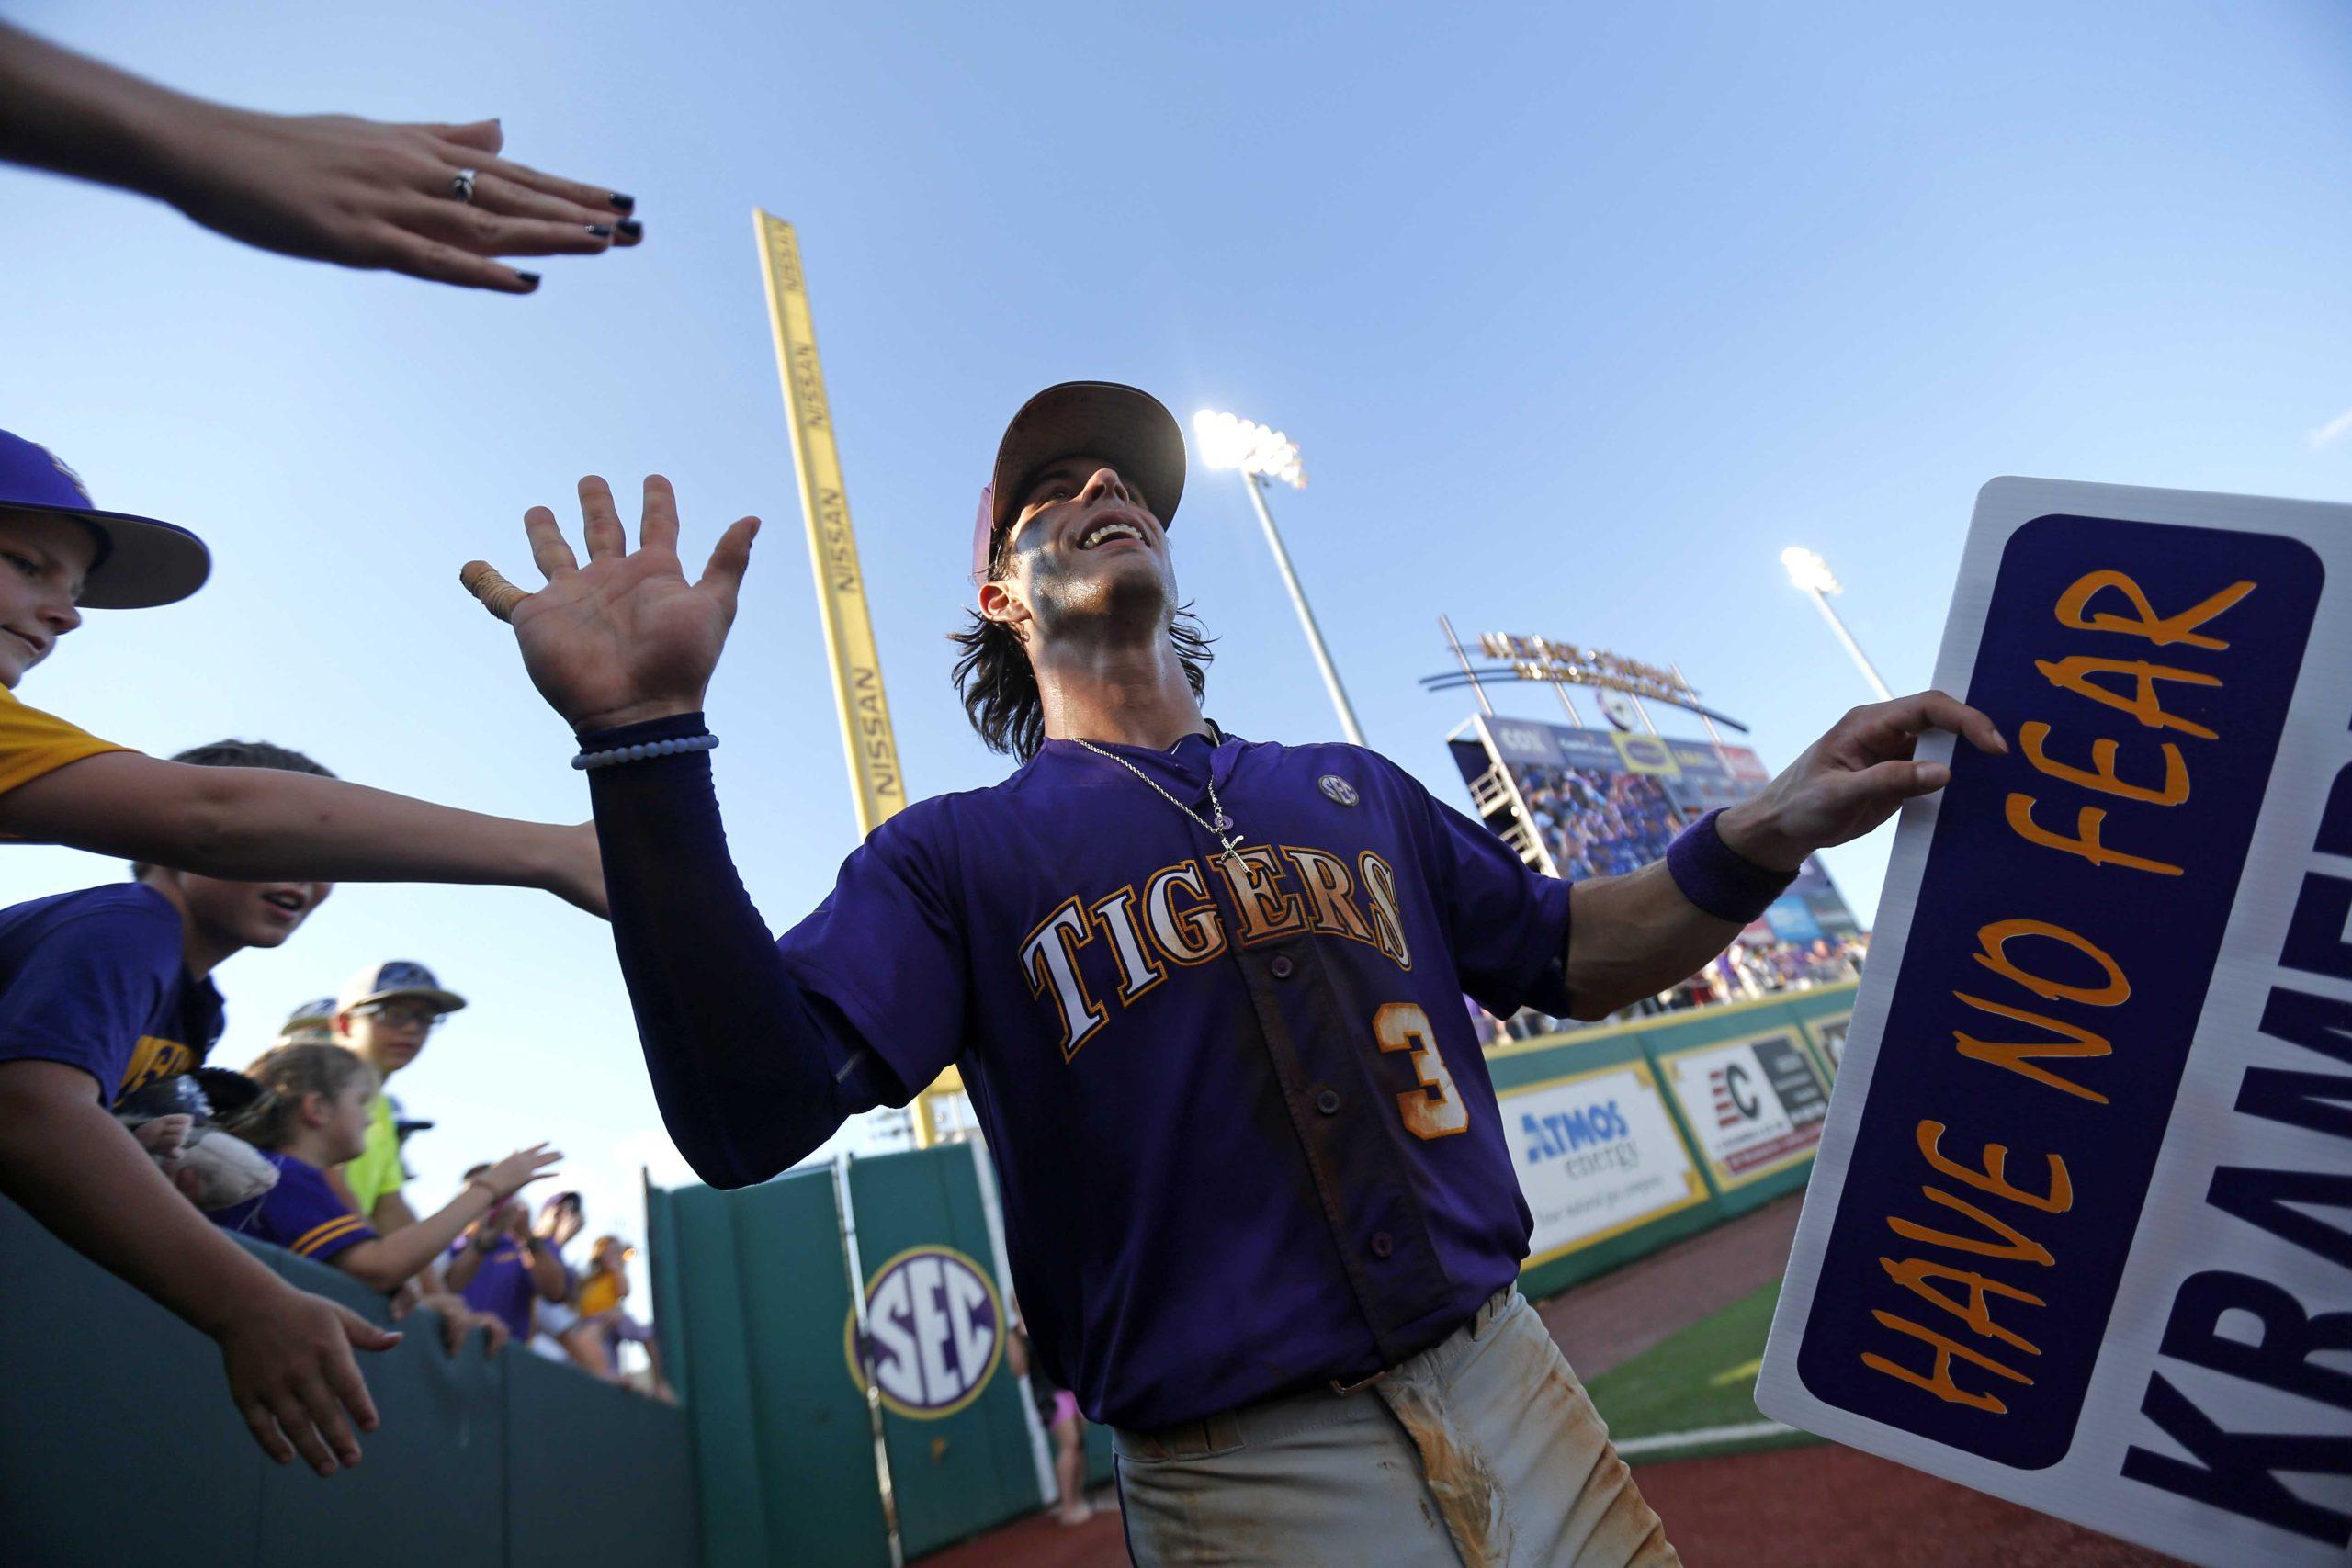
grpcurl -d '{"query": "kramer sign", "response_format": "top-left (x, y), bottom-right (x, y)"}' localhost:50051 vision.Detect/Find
top-left (1758, 478), bottom-right (2352, 1564)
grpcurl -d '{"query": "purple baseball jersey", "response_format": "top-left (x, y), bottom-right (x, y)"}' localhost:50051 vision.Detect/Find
top-left (768, 728), bottom-right (1573, 1429)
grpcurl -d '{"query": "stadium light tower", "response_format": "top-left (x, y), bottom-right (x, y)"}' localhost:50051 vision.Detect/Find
top-left (1781, 547), bottom-right (1894, 702)
top-left (1194, 410), bottom-right (1367, 745)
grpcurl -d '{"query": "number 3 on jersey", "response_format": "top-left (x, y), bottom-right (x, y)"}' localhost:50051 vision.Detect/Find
top-left (1374, 1003), bottom-right (1468, 1139)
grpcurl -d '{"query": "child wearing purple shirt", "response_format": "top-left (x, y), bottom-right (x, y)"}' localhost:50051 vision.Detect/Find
top-left (444, 1160), bottom-right (571, 1340)
top-left (220, 1045), bottom-right (560, 1312)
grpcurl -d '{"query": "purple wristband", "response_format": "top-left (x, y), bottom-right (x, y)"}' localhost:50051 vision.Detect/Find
top-left (1666, 809), bottom-right (1799, 924)
top-left (578, 710), bottom-right (709, 749)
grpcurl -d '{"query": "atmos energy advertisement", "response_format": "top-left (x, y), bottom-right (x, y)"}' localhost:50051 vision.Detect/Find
top-left (1501, 1063), bottom-right (1708, 1265)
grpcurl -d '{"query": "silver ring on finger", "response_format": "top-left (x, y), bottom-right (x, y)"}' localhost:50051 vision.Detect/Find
top-left (449, 168), bottom-right (479, 203)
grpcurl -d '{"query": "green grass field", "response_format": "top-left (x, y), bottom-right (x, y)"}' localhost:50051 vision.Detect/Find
top-left (1582, 1281), bottom-right (1821, 1464)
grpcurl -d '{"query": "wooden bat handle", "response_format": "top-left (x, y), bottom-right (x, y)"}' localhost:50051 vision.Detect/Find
top-left (459, 560), bottom-right (530, 624)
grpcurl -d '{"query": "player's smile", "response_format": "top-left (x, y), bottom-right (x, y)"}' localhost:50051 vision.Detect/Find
top-left (1077, 517), bottom-right (1148, 551)
top-left (1065, 504), bottom-right (1158, 562)
top-left (1043, 496), bottom-right (1166, 586)
top-left (1007, 461), bottom-right (1167, 571)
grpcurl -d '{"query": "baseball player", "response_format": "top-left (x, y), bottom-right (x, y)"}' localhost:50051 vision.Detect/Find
top-left (467, 382), bottom-right (2006, 1564)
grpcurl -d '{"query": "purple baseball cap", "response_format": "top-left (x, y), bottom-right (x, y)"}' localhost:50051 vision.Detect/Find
top-left (0, 431), bottom-right (210, 609)
top-left (970, 382), bottom-right (1186, 586)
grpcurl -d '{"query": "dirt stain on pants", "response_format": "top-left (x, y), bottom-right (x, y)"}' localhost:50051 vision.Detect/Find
top-left (1114, 1291), bottom-right (1681, 1566)
top-left (1377, 1377), bottom-right (1513, 1566)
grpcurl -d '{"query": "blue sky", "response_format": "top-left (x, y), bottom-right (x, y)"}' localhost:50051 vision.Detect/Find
top-left (11, 1), bottom-right (2352, 1274)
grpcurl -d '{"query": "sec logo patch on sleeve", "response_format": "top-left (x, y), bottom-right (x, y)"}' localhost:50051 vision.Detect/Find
top-left (1318, 774), bottom-right (1359, 806)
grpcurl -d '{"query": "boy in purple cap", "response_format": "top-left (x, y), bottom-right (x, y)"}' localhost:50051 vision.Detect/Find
top-left (466, 386), bottom-right (2007, 1564)
top-left (0, 429), bottom-right (604, 911)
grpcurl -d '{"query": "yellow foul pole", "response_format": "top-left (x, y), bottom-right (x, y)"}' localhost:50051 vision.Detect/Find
top-left (754, 210), bottom-right (907, 838)
top-left (755, 212), bottom-right (955, 1148)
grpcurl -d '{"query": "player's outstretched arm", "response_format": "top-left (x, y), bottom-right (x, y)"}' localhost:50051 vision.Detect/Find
top-left (0, 756), bottom-right (607, 916)
top-left (465, 477), bottom-right (880, 1186)
top-left (0, 20), bottom-right (639, 292)
top-left (1562, 691), bottom-right (2005, 1017)
top-left (0, 1061), bottom-right (401, 1474)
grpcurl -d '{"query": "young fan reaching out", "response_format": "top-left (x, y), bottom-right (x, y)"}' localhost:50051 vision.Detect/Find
top-left (220, 1044), bottom-right (560, 1314)
top-left (0, 430), bottom-right (606, 912)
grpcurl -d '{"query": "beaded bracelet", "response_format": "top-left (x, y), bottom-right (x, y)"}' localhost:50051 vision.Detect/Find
top-left (571, 733), bottom-right (719, 771)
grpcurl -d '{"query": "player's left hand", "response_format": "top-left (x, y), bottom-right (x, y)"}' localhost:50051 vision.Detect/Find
top-left (1715, 690), bottom-right (2007, 871)
top-left (464, 475), bottom-right (759, 733)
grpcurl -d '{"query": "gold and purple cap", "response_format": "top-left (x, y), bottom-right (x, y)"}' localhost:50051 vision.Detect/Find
top-left (971, 382), bottom-right (1186, 586)
top-left (0, 431), bottom-right (210, 609)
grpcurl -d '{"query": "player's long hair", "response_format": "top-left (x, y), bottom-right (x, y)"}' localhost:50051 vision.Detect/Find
top-left (949, 557), bottom-right (1216, 761)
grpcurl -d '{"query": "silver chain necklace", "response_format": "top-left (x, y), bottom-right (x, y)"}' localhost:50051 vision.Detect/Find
top-left (1069, 735), bottom-right (1242, 862)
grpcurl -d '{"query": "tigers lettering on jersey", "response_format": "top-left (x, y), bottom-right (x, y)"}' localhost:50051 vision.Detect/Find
top-left (1019, 843), bottom-right (1412, 1059)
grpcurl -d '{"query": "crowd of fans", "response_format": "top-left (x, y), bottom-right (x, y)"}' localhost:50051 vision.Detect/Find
top-left (1515, 764), bottom-right (1682, 882)
top-left (0, 17), bottom-right (665, 1476)
top-left (5, 736), bottom-right (675, 1386)
top-left (1473, 934), bottom-right (1869, 1044)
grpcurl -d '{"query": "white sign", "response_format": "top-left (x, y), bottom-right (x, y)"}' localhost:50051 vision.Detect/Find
top-left (1658, 1031), bottom-right (1829, 1190)
top-left (1502, 1062), bottom-right (1706, 1264)
top-left (1758, 478), bottom-right (2352, 1565)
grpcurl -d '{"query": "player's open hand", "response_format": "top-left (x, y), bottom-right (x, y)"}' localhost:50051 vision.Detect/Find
top-left (158, 109), bottom-right (638, 292)
top-left (463, 476), bottom-right (758, 732)
top-left (1716, 691), bottom-right (2007, 871)
top-left (217, 1284), bottom-right (401, 1476)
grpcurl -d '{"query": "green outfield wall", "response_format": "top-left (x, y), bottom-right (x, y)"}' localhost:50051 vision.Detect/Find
top-left (1492, 982), bottom-right (1852, 1299)
top-left (648, 981), bottom-right (1857, 1565)
top-left (0, 1195), bottom-right (696, 1567)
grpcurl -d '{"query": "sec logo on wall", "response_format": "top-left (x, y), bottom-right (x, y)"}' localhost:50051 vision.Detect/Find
top-left (842, 1245), bottom-right (1005, 1419)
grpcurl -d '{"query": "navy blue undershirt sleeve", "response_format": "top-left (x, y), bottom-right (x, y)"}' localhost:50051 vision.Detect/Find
top-left (580, 712), bottom-right (895, 1188)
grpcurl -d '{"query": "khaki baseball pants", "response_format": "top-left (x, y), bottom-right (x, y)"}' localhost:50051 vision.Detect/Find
top-left (1113, 1289), bottom-right (1680, 1567)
